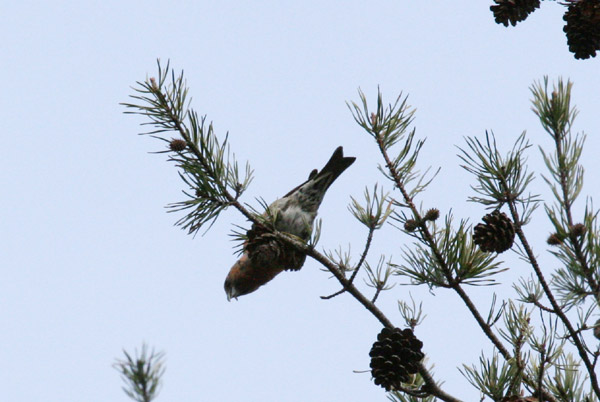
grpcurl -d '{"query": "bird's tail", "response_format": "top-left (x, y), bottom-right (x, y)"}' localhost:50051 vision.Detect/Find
top-left (313, 146), bottom-right (356, 193)
top-left (282, 146), bottom-right (355, 200)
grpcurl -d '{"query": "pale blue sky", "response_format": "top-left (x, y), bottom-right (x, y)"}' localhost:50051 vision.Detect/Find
top-left (2, 1), bottom-right (599, 401)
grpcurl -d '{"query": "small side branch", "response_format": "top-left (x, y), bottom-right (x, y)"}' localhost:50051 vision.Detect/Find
top-left (320, 226), bottom-right (375, 300)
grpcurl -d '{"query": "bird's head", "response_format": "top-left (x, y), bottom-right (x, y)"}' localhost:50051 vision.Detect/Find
top-left (224, 254), bottom-right (252, 301)
top-left (224, 275), bottom-right (240, 301)
top-left (223, 253), bottom-right (283, 301)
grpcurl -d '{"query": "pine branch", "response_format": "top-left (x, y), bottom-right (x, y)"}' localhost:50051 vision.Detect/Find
top-left (124, 62), bottom-right (600, 402)
top-left (122, 60), bottom-right (254, 235)
top-left (532, 77), bottom-right (600, 305)
top-left (457, 81), bottom-right (600, 397)
top-left (114, 344), bottom-right (165, 402)
top-left (125, 61), bottom-right (460, 402)
top-left (350, 89), bottom-right (559, 402)
top-left (272, 231), bottom-right (461, 402)
top-left (351, 90), bottom-right (513, 400)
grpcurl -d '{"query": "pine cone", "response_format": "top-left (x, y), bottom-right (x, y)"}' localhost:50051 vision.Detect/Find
top-left (570, 223), bottom-right (587, 237)
top-left (424, 208), bottom-right (440, 222)
top-left (473, 211), bottom-right (515, 253)
top-left (547, 233), bottom-right (564, 246)
top-left (169, 139), bottom-right (187, 152)
top-left (490, 0), bottom-right (541, 27)
top-left (404, 219), bottom-right (420, 233)
top-left (563, 0), bottom-right (600, 59)
top-left (369, 327), bottom-right (424, 391)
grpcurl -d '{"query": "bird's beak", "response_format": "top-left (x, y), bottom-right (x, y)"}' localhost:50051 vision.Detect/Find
top-left (225, 286), bottom-right (238, 302)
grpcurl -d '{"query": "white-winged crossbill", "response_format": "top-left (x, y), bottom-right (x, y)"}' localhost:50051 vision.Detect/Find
top-left (224, 146), bottom-right (355, 300)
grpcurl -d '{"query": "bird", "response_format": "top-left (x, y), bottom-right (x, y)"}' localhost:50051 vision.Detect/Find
top-left (224, 146), bottom-right (356, 300)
